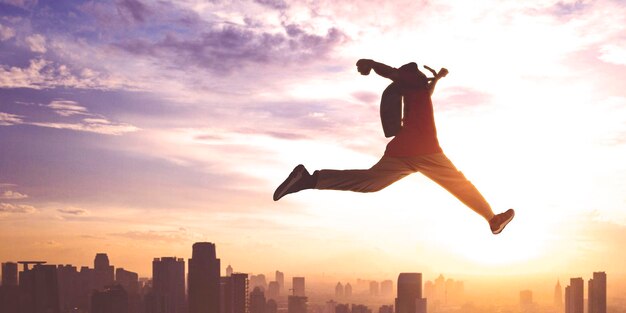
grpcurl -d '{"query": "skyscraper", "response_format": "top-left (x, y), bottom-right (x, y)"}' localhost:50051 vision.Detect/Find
top-left (344, 283), bottom-right (352, 298)
top-left (152, 257), bottom-right (186, 313)
top-left (554, 280), bottom-right (563, 308)
top-left (293, 277), bottom-right (305, 296)
top-left (275, 271), bottom-right (284, 294)
top-left (370, 280), bottom-right (380, 296)
top-left (226, 265), bottom-right (233, 277)
top-left (231, 273), bottom-right (249, 313)
top-left (588, 272), bottom-right (607, 313)
top-left (381, 280), bottom-right (393, 296)
top-left (288, 295), bottom-right (307, 313)
top-left (19, 264), bottom-right (61, 313)
top-left (250, 287), bottom-right (266, 313)
top-left (266, 300), bottom-right (278, 313)
top-left (1, 262), bottom-right (17, 286)
top-left (189, 242), bottom-right (221, 313)
top-left (91, 285), bottom-right (129, 313)
top-left (520, 290), bottom-right (533, 306)
top-left (268, 281), bottom-right (280, 300)
top-left (94, 253), bottom-right (115, 290)
top-left (565, 278), bottom-right (584, 313)
top-left (115, 268), bottom-right (140, 313)
top-left (395, 273), bottom-right (426, 313)
top-left (335, 282), bottom-right (344, 298)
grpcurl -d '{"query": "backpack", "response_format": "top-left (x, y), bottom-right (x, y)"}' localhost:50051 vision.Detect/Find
top-left (379, 62), bottom-right (427, 138)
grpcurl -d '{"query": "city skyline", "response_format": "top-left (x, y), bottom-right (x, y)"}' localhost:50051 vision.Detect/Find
top-left (1, 0), bottom-right (626, 282)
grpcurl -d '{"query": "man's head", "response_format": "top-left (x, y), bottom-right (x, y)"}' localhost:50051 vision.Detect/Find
top-left (399, 62), bottom-right (428, 88)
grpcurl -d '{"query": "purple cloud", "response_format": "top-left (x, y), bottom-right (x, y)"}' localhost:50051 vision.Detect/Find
top-left (115, 23), bottom-right (347, 73)
top-left (116, 0), bottom-right (150, 23)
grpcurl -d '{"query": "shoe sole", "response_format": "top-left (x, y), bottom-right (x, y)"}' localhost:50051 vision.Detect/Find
top-left (273, 165), bottom-right (305, 201)
top-left (492, 209), bottom-right (515, 235)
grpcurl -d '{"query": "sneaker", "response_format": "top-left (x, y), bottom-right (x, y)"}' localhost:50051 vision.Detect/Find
top-left (489, 209), bottom-right (515, 235)
top-left (273, 164), bottom-right (311, 201)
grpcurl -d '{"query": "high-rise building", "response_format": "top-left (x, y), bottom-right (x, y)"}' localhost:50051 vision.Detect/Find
top-left (152, 257), bottom-right (186, 313)
top-left (92, 284), bottom-right (129, 313)
top-left (352, 304), bottom-right (370, 313)
top-left (292, 277), bottom-right (305, 296)
top-left (250, 287), bottom-right (266, 313)
top-left (231, 273), bottom-right (249, 313)
top-left (115, 268), bottom-right (140, 313)
top-left (1, 262), bottom-right (17, 286)
top-left (381, 280), bottom-right (393, 296)
top-left (589, 272), bottom-right (607, 313)
top-left (288, 295), bottom-right (307, 313)
top-left (266, 299), bottom-right (277, 313)
top-left (520, 290), bottom-right (533, 306)
top-left (565, 278), bottom-right (584, 313)
top-left (19, 264), bottom-right (61, 313)
top-left (268, 281), bottom-right (280, 300)
top-left (344, 283), bottom-right (352, 298)
top-left (275, 271), bottom-right (284, 294)
top-left (250, 274), bottom-right (268, 291)
top-left (379, 305), bottom-right (394, 313)
top-left (189, 242), bottom-right (221, 313)
top-left (395, 273), bottom-right (426, 313)
top-left (57, 265), bottom-right (80, 313)
top-left (335, 282), bottom-right (344, 298)
top-left (370, 280), bottom-right (380, 296)
top-left (336, 304), bottom-right (350, 313)
top-left (0, 262), bottom-right (20, 313)
top-left (554, 280), bottom-right (563, 308)
top-left (94, 253), bottom-right (115, 290)
top-left (226, 265), bottom-right (233, 277)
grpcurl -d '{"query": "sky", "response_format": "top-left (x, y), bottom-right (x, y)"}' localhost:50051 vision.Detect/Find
top-left (0, 0), bottom-right (625, 284)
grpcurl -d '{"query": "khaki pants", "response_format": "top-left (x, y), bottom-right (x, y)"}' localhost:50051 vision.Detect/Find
top-left (315, 153), bottom-right (495, 221)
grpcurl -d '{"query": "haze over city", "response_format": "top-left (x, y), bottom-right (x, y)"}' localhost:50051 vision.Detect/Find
top-left (1, 0), bottom-right (625, 301)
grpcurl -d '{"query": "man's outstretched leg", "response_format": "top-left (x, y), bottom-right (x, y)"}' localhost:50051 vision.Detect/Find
top-left (273, 157), bottom-right (414, 201)
top-left (412, 153), bottom-right (515, 234)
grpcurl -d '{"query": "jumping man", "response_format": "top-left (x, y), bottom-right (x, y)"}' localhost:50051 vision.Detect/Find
top-left (273, 59), bottom-right (515, 235)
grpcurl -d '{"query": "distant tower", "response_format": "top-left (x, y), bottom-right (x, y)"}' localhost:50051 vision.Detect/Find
top-left (1, 262), bottom-right (18, 286)
top-left (226, 265), bottom-right (233, 277)
top-left (91, 285), bottom-right (128, 313)
top-left (344, 283), bottom-right (352, 298)
top-left (565, 278), bottom-right (584, 313)
top-left (588, 272), bottom-right (607, 313)
top-left (267, 299), bottom-right (278, 313)
top-left (520, 290), bottom-right (533, 307)
top-left (396, 273), bottom-right (426, 313)
top-left (370, 281), bottom-right (379, 296)
top-left (152, 257), bottom-right (186, 313)
top-left (268, 281), bottom-right (280, 300)
top-left (381, 280), bottom-right (393, 296)
top-left (94, 253), bottom-right (115, 290)
top-left (188, 242), bottom-right (221, 313)
top-left (554, 280), bottom-right (563, 308)
top-left (292, 277), bottom-right (305, 296)
top-left (250, 287), bottom-right (266, 313)
top-left (19, 264), bottom-right (61, 313)
top-left (335, 282), bottom-right (344, 298)
top-left (287, 295), bottom-right (307, 313)
top-left (275, 271), bottom-right (284, 294)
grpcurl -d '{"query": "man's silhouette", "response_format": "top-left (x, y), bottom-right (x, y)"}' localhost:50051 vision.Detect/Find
top-left (273, 59), bottom-right (515, 235)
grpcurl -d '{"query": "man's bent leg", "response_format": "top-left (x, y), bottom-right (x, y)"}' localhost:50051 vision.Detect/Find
top-left (315, 156), bottom-right (414, 193)
top-left (412, 153), bottom-right (495, 221)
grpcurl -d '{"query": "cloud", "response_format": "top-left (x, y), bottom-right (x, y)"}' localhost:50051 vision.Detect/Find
top-left (0, 24), bottom-right (15, 41)
top-left (0, 202), bottom-right (37, 215)
top-left (109, 228), bottom-right (192, 243)
top-left (0, 58), bottom-right (128, 90)
top-left (115, 23), bottom-right (347, 73)
top-left (57, 207), bottom-right (88, 215)
top-left (1, 0), bottom-right (38, 9)
top-left (0, 112), bottom-right (24, 125)
top-left (0, 190), bottom-right (28, 199)
top-left (48, 100), bottom-right (89, 117)
top-left (25, 34), bottom-right (46, 53)
top-left (254, 0), bottom-right (288, 10)
top-left (116, 0), bottom-right (150, 23)
top-left (29, 120), bottom-right (139, 135)
top-left (599, 44), bottom-right (626, 66)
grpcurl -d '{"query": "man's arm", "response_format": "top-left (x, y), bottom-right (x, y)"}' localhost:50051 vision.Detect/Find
top-left (356, 59), bottom-right (399, 80)
top-left (424, 66), bottom-right (448, 95)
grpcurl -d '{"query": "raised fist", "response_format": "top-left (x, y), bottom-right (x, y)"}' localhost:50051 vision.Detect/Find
top-left (356, 59), bottom-right (374, 75)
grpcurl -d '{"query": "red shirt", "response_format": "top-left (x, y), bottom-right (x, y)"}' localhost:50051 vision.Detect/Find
top-left (384, 69), bottom-right (442, 157)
